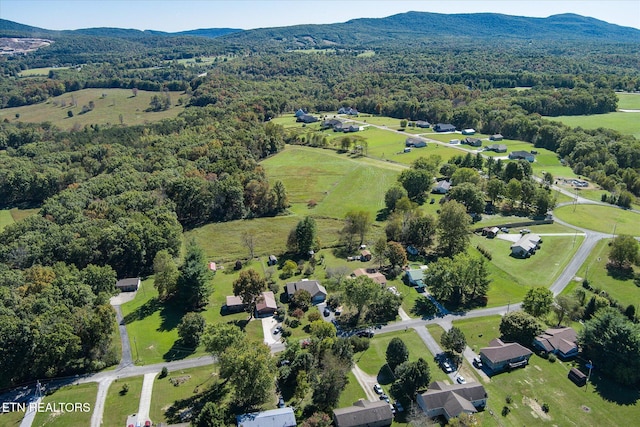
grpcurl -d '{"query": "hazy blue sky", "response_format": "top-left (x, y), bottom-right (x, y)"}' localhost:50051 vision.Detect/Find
top-left (3, 0), bottom-right (640, 31)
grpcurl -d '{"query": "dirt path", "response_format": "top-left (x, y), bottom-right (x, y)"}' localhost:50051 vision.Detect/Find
top-left (351, 364), bottom-right (379, 402)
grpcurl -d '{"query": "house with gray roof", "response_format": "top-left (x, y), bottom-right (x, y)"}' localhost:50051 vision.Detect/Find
top-left (463, 137), bottom-right (482, 147)
top-left (485, 144), bottom-right (507, 153)
top-left (237, 407), bottom-right (296, 427)
top-left (405, 137), bottom-right (427, 148)
top-left (416, 381), bottom-right (487, 421)
top-left (286, 279), bottom-right (327, 304)
top-left (115, 277), bottom-right (140, 292)
top-left (480, 338), bottom-right (532, 373)
top-left (510, 234), bottom-right (542, 258)
top-left (432, 180), bottom-right (451, 194)
top-left (434, 123), bottom-right (456, 132)
top-left (333, 399), bottom-right (393, 427)
top-left (533, 327), bottom-right (578, 359)
top-left (509, 150), bottom-right (535, 162)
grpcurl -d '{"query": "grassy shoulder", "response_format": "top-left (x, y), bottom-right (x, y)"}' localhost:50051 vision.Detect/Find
top-left (31, 382), bottom-right (97, 427)
top-left (564, 238), bottom-right (639, 305)
top-left (0, 88), bottom-right (188, 129)
top-left (554, 204), bottom-right (640, 235)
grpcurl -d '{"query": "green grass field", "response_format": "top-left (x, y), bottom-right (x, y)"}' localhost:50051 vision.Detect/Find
top-left (18, 66), bottom-right (70, 77)
top-left (31, 382), bottom-right (97, 427)
top-left (617, 93), bottom-right (640, 110)
top-left (149, 365), bottom-right (219, 424)
top-left (0, 409), bottom-right (24, 426)
top-left (0, 209), bottom-right (14, 232)
top-left (547, 112), bottom-right (640, 139)
top-left (554, 204), bottom-right (640, 235)
top-left (103, 377), bottom-right (144, 427)
top-left (354, 329), bottom-right (449, 385)
top-left (454, 315), bottom-right (640, 426)
top-left (0, 88), bottom-right (188, 129)
top-left (564, 239), bottom-right (639, 306)
top-left (338, 371), bottom-right (367, 408)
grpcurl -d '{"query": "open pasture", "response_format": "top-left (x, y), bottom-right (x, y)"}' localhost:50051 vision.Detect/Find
top-left (0, 88), bottom-right (188, 129)
top-left (554, 204), bottom-right (640, 235)
top-left (31, 382), bottom-right (97, 427)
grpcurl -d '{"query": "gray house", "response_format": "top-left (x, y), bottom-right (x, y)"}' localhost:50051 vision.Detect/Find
top-left (286, 279), bottom-right (327, 304)
top-left (432, 180), bottom-right (452, 194)
top-left (406, 137), bottom-right (427, 148)
top-left (333, 400), bottom-right (393, 427)
top-left (485, 144), bottom-right (507, 153)
top-left (509, 151), bottom-right (535, 162)
top-left (417, 381), bottom-right (487, 421)
top-left (434, 123), bottom-right (456, 132)
top-left (533, 327), bottom-right (578, 359)
top-left (510, 234), bottom-right (542, 258)
top-left (480, 338), bottom-right (532, 373)
top-left (463, 137), bottom-right (482, 147)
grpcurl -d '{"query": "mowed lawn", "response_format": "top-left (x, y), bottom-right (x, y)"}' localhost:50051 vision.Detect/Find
top-left (470, 233), bottom-right (584, 305)
top-left (149, 365), bottom-right (220, 424)
top-left (0, 88), bottom-right (188, 129)
top-left (0, 209), bottom-right (14, 232)
top-left (31, 382), bottom-right (97, 427)
top-left (564, 238), bottom-right (640, 305)
top-left (354, 329), bottom-right (449, 386)
top-left (121, 260), bottom-right (271, 365)
top-left (103, 377), bottom-right (144, 427)
top-left (617, 92), bottom-right (640, 110)
top-left (454, 315), bottom-right (640, 427)
top-left (0, 208), bottom-right (38, 232)
top-left (554, 204), bottom-right (640, 235)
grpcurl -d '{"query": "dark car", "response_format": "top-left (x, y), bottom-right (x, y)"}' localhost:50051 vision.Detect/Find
top-left (357, 330), bottom-right (374, 338)
top-left (323, 308), bottom-right (330, 317)
top-left (278, 396), bottom-right (286, 408)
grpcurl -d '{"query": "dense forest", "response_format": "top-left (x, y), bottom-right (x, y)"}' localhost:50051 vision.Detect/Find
top-left (0, 12), bottom-right (639, 388)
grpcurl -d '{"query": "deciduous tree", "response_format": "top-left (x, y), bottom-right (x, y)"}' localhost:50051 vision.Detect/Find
top-left (386, 337), bottom-right (409, 371)
top-left (499, 311), bottom-right (542, 346)
top-left (233, 268), bottom-right (267, 318)
top-left (391, 358), bottom-right (431, 399)
top-left (437, 201), bottom-right (471, 257)
top-left (441, 326), bottom-right (467, 354)
top-left (178, 312), bottom-right (205, 348)
top-left (522, 286), bottom-right (554, 318)
top-left (609, 234), bottom-right (639, 268)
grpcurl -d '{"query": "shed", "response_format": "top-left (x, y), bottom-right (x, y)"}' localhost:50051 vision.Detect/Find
top-left (268, 255), bottom-right (278, 266)
top-left (489, 134), bottom-right (504, 141)
top-left (115, 277), bottom-right (140, 292)
top-left (568, 368), bottom-right (587, 386)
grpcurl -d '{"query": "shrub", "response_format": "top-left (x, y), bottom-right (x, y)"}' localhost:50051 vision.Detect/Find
top-left (281, 327), bottom-right (292, 338)
top-left (548, 353), bottom-right (556, 363)
top-left (286, 318), bottom-right (301, 328)
top-left (502, 406), bottom-right (510, 416)
top-left (159, 367), bottom-right (168, 379)
top-left (307, 311), bottom-right (321, 322)
top-left (349, 336), bottom-right (371, 352)
top-left (542, 403), bottom-right (550, 413)
top-left (292, 308), bottom-right (305, 319)
top-left (505, 395), bottom-right (512, 404)
top-left (120, 383), bottom-right (129, 395)
top-left (476, 244), bottom-right (493, 260)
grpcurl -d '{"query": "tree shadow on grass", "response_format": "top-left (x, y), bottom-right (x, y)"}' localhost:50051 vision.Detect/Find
top-left (591, 372), bottom-right (640, 405)
top-left (606, 264), bottom-right (635, 281)
top-left (157, 299), bottom-right (186, 332)
top-left (162, 340), bottom-right (197, 362)
top-left (122, 298), bottom-right (162, 324)
top-left (164, 380), bottom-right (228, 424)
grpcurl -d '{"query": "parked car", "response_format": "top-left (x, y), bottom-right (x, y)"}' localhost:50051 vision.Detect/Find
top-left (519, 228), bottom-right (531, 234)
top-left (357, 330), bottom-right (374, 338)
top-left (273, 325), bottom-right (282, 334)
top-left (394, 402), bottom-right (404, 413)
top-left (441, 360), bottom-right (454, 373)
top-left (473, 356), bottom-right (483, 368)
top-left (456, 375), bottom-right (466, 384)
top-left (500, 227), bottom-right (509, 233)
top-left (373, 384), bottom-right (383, 394)
top-left (379, 394), bottom-right (390, 403)
top-left (323, 307), bottom-right (330, 317)
top-left (278, 396), bottom-right (286, 408)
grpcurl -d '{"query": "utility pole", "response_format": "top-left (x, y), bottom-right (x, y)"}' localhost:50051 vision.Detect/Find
top-left (585, 360), bottom-right (594, 392)
top-left (134, 336), bottom-right (140, 362)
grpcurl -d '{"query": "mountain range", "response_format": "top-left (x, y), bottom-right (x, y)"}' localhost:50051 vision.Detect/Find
top-left (1, 11), bottom-right (639, 49)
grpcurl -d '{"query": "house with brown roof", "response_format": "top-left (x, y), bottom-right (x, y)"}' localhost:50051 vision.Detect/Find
top-left (533, 327), bottom-right (578, 359)
top-left (255, 291), bottom-right (278, 317)
top-left (480, 338), bottom-right (532, 373)
top-left (286, 279), bottom-right (327, 304)
top-left (225, 295), bottom-right (246, 313)
top-left (333, 399), bottom-right (393, 427)
top-left (416, 381), bottom-right (487, 421)
top-left (352, 268), bottom-right (387, 286)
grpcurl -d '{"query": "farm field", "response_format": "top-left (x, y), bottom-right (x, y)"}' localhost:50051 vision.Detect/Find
top-left (563, 238), bottom-right (639, 306)
top-left (0, 88), bottom-right (188, 129)
top-left (454, 315), bottom-right (640, 427)
top-left (554, 204), bottom-right (640, 235)
top-left (0, 209), bottom-right (14, 232)
top-left (0, 208), bottom-right (38, 232)
top-left (18, 66), bottom-right (70, 77)
top-left (261, 145), bottom-right (403, 218)
top-left (547, 112), bottom-right (640, 139)
top-left (617, 92), bottom-right (640, 110)
top-left (31, 382), bottom-right (97, 427)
